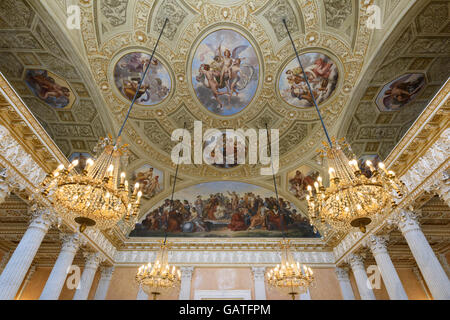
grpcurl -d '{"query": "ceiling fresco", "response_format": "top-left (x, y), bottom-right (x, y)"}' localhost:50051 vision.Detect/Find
top-left (341, 0), bottom-right (450, 161)
top-left (0, 0), bottom-right (448, 238)
top-left (0, 0), bottom-right (110, 158)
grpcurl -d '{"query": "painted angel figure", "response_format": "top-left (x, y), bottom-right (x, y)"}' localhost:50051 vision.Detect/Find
top-left (195, 43), bottom-right (255, 107)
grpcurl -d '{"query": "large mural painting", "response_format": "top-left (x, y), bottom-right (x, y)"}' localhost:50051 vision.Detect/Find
top-left (114, 52), bottom-right (171, 106)
top-left (192, 29), bottom-right (259, 116)
top-left (279, 53), bottom-right (338, 108)
top-left (130, 181), bottom-right (319, 238)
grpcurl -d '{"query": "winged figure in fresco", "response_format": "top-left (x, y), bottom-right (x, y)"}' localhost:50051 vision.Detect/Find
top-left (118, 55), bottom-right (169, 103)
top-left (196, 43), bottom-right (255, 108)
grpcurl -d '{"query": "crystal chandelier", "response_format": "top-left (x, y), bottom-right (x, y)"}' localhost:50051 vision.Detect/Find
top-left (263, 126), bottom-right (315, 300)
top-left (39, 19), bottom-right (169, 233)
top-left (283, 20), bottom-right (406, 234)
top-left (41, 136), bottom-right (142, 232)
top-left (306, 139), bottom-right (406, 233)
top-left (135, 120), bottom-right (185, 300)
top-left (266, 240), bottom-right (315, 300)
top-left (135, 241), bottom-right (181, 300)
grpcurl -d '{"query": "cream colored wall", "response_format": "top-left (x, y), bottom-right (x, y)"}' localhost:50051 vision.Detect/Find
top-left (104, 267), bottom-right (179, 300)
top-left (190, 267), bottom-right (254, 300)
top-left (309, 268), bottom-right (343, 300)
top-left (18, 267), bottom-right (100, 300)
top-left (9, 263), bottom-right (440, 300)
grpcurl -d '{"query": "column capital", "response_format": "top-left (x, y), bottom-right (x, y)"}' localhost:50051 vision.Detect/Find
top-left (251, 266), bottom-right (266, 281)
top-left (335, 267), bottom-right (350, 281)
top-left (29, 206), bottom-right (57, 232)
top-left (346, 253), bottom-right (366, 270)
top-left (180, 266), bottom-right (194, 280)
top-left (99, 266), bottom-right (115, 280)
top-left (83, 252), bottom-right (105, 269)
top-left (366, 234), bottom-right (389, 256)
top-left (60, 233), bottom-right (82, 253)
top-left (393, 209), bottom-right (421, 235)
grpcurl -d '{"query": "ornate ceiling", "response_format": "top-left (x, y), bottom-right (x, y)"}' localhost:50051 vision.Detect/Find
top-left (0, 0), bottom-right (448, 223)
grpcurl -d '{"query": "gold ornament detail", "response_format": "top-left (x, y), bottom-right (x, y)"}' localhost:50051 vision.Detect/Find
top-left (41, 135), bottom-right (142, 232)
top-left (266, 239), bottom-right (315, 300)
top-left (135, 241), bottom-right (181, 300)
top-left (306, 138), bottom-right (406, 233)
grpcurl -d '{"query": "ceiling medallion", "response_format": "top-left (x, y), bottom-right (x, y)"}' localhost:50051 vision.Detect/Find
top-left (113, 52), bottom-right (172, 106)
top-left (191, 28), bottom-right (259, 116)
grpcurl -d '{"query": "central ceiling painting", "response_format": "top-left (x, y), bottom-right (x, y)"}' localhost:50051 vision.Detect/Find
top-left (192, 29), bottom-right (259, 116)
top-left (130, 181), bottom-right (319, 238)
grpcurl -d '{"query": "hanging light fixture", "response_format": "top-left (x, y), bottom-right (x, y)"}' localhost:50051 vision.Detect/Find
top-left (135, 122), bottom-right (185, 300)
top-left (282, 19), bottom-right (406, 233)
top-left (40, 19), bottom-right (169, 232)
top-left (136, 240), bottom-right (181, 300)
top-left (263, 124), bottom-right (315, 300)
top-left (266, 239), bottom-right (315, 300)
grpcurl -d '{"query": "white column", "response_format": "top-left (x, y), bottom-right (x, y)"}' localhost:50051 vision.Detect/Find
top-left (16, 265), bottom-right (36, 300)
top-left (367, 235), bottom-right (408, 300)
top-left (396, 210), bottom-right (450, 300)
top-left (40, 233), bottom-right (82, 300)
top-left (136, 286), bottom-right (148, 300)
top-left (347, 254), bottom-right (376, 300)
top-left (335, 267), bottom-right (355, 300)
top-left (73, 252), bottom-right (104, 300)
top-left (94, 266), bottom-right (114, 300)
top-left (178, 266), bottom-right (194, 300)
top-left (299, 289), bottom-right (311, 300)
top-left (0, 208), bottom-right (54, 300)
top-left (251, 267), bottom-right (266, 300)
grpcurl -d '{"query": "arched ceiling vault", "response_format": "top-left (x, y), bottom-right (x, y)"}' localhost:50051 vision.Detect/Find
top-left (2, 0), bottom-right (446, 227)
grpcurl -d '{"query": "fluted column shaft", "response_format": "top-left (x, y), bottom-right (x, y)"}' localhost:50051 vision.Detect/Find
top-left (40, 233), bottom-right (81, 300)
top-left (368, 235), bottom-right (408, 300)
top-left (73, 253), bottom-right (103, 300)
top-left (335, 267), bottom-right (355, 300)
top-left (0, 209), bottom-right (53, 300)
top-left (252, 267), bottom-right (266, 300)
top-left (136, 286), bottom-right (148, 300)
top-left (94, 267), bottom-right (114, 300)
top-left (396, 210), bottom-right (450, 300)
top-left (178, 266), bottom-right (194, 300)
top-left (348, 254), bottom-right (376, 300)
